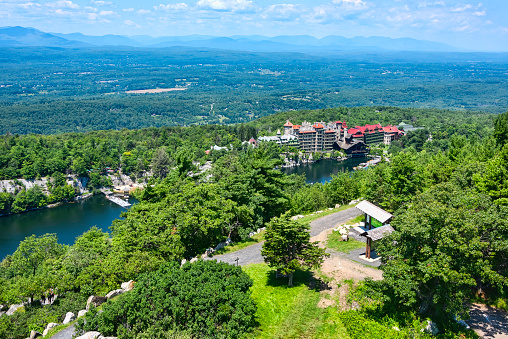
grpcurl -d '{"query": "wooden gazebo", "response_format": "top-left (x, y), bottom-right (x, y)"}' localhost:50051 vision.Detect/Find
top-left (353, 201), bottom-right (394, 259)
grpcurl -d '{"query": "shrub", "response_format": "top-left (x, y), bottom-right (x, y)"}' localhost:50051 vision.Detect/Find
top-left (77, 260), bottom-right (257, 339)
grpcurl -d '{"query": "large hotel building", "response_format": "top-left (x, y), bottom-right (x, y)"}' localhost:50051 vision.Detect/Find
top-left (278, 120), bottom-right (403, 154)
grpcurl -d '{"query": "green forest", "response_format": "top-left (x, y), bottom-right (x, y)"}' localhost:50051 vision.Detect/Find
top-left (0, 47), bottom-right (507, 134)
top-left (0, 105), bottom-right (507, 338)
top-left (0, 106), bottom-right (492, 215)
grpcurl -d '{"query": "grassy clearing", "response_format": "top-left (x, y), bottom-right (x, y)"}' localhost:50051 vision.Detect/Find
top-left (213, 232), bottom-right (265, 255)
top-left (327, 231), bottom-right (365, 254)
top-left (299, 204), bottom-right (355, 225)
top-left (243, 263), bottom-right (349, 339)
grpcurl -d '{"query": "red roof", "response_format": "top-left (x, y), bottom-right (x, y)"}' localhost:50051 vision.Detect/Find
top-left (312, 123), bottom-right (324, 129)
top-left (335, 121), bottom-right (342, 124)
top-left (325, 129), bottom-right (335, 133)
top-left (348, 128), bottom-right (362, 135)
top-left (300, 130), bottom-right (316, 133)
top-left (205, 150), bottom-right (211, 155)
top-left (293, 125), bottom-right (301, 129)
top-left (284, 121), bottom-right (293, 127)
top-left (353, 134), bottom-right (364, 138)
top-left (248, 138), bottom-right (257, 143)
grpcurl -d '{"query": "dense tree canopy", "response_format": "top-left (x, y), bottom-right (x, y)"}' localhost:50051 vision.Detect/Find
top-left (76, 260), bottom-right (257, 339)
top-left (377, 184), bottom-right (508, 316)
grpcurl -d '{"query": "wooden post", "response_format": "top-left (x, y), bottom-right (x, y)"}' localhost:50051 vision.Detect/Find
top-left (366, 238), bottom-right (371, 259)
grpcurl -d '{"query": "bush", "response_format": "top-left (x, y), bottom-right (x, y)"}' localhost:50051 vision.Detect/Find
top-left (77, 260), bottom-right (257, 339)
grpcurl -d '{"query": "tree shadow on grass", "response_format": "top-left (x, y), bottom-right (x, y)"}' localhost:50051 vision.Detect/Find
top-left (264, 268), bottom-right (331, 292)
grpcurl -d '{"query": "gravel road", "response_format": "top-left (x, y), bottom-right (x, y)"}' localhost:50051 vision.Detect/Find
top-left (209, 207), bottom-right (362, 267)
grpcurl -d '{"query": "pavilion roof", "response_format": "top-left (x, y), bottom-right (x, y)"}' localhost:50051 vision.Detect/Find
top-left (355, 200), bottom-right (393, 224)
top-left (353, 224), bottom-right (395, 241)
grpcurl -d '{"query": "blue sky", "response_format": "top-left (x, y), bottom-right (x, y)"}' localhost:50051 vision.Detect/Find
top-left (1, 0), bottom-right (507, 51)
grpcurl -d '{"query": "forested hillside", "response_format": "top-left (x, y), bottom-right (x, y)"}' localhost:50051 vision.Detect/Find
top-left (0, 47), bottom-right (507, 134)
top-left (1, 108), bottom-right (507, 338)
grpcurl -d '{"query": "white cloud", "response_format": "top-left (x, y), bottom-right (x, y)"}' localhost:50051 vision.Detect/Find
top-left (473, 11), bottom-right (486, 16)
top-left (123, 19), bottom-right (141, 28)
top-left (331, 0), bottom-right (368, 10)
top-left (91, 0), bottom-right (114, 6)
top-left (53, 8), bottom-right (74, 16)
top-left (137, 9), bottom-right (151, 15)
top-left (454, 24), bottom-right (471, 31)
top-left (262, 4), bottom-right (305, 22)
top-left (155, 3), bottom-right (189, 12)
top-left (123, 8), bottom-right (134, 12)
top-left (99, 10), bottom-right (114, 16)
top-left (46, 0), bottom-right (80, 9)
top-left (451, 4), bottom-right (472, 12)
top-left (197, 0), bottom-right (256, 13)
top-left (19, 2), bottom-right (41, 9)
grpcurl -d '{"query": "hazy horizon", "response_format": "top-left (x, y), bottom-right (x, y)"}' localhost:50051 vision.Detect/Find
top-left (0, 0), bottom-right (507, 52)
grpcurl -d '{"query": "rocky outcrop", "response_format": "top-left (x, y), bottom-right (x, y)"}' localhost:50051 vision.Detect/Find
top-left (105, 289), bottom-right (124, 299)
top-left (75, 332), bottom-right (117, 339)
top-left (120, 280), bottom-right (135, 292)
top-left (6, 304), bottom-right (23, 316)
top-left (42, 322), bottom-right (58, 336)
top-left (75, 332), bottom-right (102, 339)
top-left (422, 320), bottom-right (439, 335)
top-left (29, 330), bottom-right (42, 339)
top-left (86, 296), bottom-right (107, 311)
top-left (77, 309), bottom-right (87, 318)
top-left (63, 312), bottom-right (75, 324)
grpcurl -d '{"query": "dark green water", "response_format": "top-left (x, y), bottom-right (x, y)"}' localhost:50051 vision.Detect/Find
top-left (282, 157), bottom-right (366, 184)
top-left (0, 195), bottom-right (136, 260)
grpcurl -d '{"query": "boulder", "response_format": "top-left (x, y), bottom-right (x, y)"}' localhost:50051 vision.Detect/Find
top-left (42, 322), bottom-right (58, 336)
top-left (189, 257), bottom-right (198, 263)
top-left (105, 289), bottom-right (124, 299)
top-left (6, 304), bottom-right (23, 316)
top-left (63, 311), bottom-right (75, 324)
top-left (121, 280), bottom-right (135, 292)
top-left (422, 320), bottom-right (439, 335)
top-left (86, 296), bottom-right (107, 311)
top-left (180, 259), bottom-right (187, 266)
top-left (335, 204), bottom-right (341, 208)
top-left (214, 242), bottom-right (226, 251)
top-left (29, 330), bottom-right (42, 339)
top-left (77, 310), bottom-right (87, 318)
top-left (75, 332), bottom-right (102, 339)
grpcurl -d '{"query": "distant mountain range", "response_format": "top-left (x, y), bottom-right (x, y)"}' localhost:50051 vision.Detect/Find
top-left (0, 26), bottom-right (457, 52)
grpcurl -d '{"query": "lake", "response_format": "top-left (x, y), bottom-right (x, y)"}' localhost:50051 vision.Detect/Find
top-left (281, 157), bottom-right (366, 184)
top-left (0, 158), bottom-right (364, 259)
top-left (0, 194), bottom-right (136, 260)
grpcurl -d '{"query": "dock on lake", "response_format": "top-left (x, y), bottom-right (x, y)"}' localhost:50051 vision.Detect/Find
top-left (101, 189), bottom-right (131, 208)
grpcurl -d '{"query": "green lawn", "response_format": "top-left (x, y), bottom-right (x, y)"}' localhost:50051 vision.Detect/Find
top-left (243, 263), bottom-right (350, 339)
top-left (327, 231), bottom-right (365, 254)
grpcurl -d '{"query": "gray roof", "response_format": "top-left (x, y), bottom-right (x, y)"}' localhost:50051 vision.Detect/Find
top-left (353, 224), bottom-right (395, 241)
top-left (355, 200), bottom-right (393, 224)
top-left (366, 225), bottom-right (395, 241)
